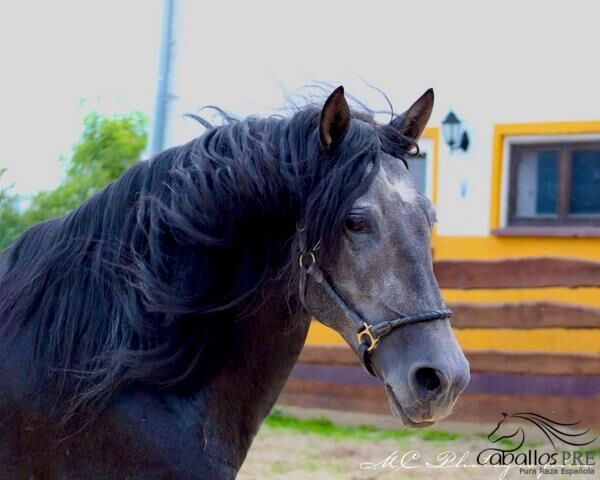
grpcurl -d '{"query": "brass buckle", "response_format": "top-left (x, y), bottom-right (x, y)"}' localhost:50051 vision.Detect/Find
top-left (357, 322), bottom-right (379, 352)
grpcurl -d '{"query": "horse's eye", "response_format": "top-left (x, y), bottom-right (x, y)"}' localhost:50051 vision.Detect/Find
top-left (345, 216), bottom-right (370, 233)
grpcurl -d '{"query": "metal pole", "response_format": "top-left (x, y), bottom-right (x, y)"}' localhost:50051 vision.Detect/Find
top-left (150, 0), bottom-right (176, 156)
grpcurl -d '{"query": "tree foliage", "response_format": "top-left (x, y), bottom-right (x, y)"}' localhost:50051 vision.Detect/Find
top-left (0, 169), bottom-right (26, 250)
top-left (0, 111), bottom-right (147, 250)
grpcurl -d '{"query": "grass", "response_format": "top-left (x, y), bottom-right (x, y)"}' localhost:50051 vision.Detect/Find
top-left (474, 432), bottom-right (521, 450)
top-left (264, 409), bottom-right (461, 442)
top-left (581, 447), bottom-right (600, 456)
top-left (264, 409), bottom-right (597, 451)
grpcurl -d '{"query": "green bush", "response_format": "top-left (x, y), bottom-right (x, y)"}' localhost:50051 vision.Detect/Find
top-left (0, 111), bottom-right (147, 251)
top-left (0, 168), bottom-right (26, 250)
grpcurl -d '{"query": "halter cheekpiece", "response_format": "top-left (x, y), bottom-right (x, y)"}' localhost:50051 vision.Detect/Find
top-left (297, 230), bottom-right (452, 377)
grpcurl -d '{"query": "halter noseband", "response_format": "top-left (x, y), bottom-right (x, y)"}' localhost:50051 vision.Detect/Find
top-left (298, 233), bottom-right (452, 377)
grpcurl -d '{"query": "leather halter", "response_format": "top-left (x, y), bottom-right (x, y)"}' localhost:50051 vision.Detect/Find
top-left (298, 233), bottom-right (452, 377)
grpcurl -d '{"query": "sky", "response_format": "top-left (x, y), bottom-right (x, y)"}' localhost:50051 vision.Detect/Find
top-left (164, 0), bottom-right (600, 147)
top-left (1, 0), bottom-right (599, 198)
top-left (0, 0), bottom-right (162, 195)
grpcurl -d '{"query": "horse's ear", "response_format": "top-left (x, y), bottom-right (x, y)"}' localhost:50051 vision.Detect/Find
top-left (390, 88), bottom-right (434, 142)
top-left (320, 86), bottom-right (351, 150)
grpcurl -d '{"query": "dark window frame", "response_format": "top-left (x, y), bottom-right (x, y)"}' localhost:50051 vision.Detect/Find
top-left (508, 142), bottom-right (600, 227)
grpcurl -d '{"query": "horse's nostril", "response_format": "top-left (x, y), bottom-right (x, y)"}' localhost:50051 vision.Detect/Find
top-left (415, 367), bottom-right (441, 391)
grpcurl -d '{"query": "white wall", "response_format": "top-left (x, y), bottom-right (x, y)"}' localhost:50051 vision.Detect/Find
top-left (163, 0), bottom-right (600, 236)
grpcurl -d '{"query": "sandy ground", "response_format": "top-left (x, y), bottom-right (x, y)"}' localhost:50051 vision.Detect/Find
top-left (238, 408), bottom-right (598, 480)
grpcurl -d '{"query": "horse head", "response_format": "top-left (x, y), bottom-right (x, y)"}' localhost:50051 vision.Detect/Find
top-left (302, 87), bottom-right (470, 426)
top-left (488, 412), bottom-right (523, 444)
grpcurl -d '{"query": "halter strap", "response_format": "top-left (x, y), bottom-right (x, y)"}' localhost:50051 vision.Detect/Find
top-left (298, 235), bottom-right (452, 376)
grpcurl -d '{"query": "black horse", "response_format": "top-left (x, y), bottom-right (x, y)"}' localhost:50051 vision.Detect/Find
top-left (0, 87), bottom-right (469, 479)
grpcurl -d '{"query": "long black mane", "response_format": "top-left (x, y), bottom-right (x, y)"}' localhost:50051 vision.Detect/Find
top-left (0, 104), bottom-right (415, 422)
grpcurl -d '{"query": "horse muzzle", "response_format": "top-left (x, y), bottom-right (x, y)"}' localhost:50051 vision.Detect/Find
top-left (385, 359), bottom-right (470, 426)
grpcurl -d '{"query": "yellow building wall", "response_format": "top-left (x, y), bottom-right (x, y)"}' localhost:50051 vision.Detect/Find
top-left (306, 322), bottom-right (600, 354)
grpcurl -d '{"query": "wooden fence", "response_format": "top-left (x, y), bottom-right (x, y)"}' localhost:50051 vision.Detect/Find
top-left (279, 256), bottom-right (600, 427)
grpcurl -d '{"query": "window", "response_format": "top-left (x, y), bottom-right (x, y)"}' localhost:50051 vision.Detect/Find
top-left (406, 152), bottom-right (427, 195)
top-left (408, 133), bottom-right (436, 201)
top-left (508, 143), bottom-right (600, 226)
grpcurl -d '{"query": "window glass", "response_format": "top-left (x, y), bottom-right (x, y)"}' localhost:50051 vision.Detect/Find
top-left (407, 154), bottom-right (427, 195)
top-left (515, 151), bottom-right (558, 217)
top-left (570, 150), bottom-right (600, 215)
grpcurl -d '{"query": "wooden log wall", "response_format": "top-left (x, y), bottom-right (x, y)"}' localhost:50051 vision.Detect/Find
top-left (278, 256), bottom-right (600, 426)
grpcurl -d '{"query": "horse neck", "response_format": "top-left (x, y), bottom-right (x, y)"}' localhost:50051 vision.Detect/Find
top-left (198, 287), bottom-right (311, 469)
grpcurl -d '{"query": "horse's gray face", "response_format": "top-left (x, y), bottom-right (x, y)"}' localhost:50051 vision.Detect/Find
top-left (308, 87), bottom-right (470, 427)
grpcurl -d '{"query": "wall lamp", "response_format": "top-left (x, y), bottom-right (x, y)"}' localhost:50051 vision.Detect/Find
top-left (441, 111), bottom-right (470, 153)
